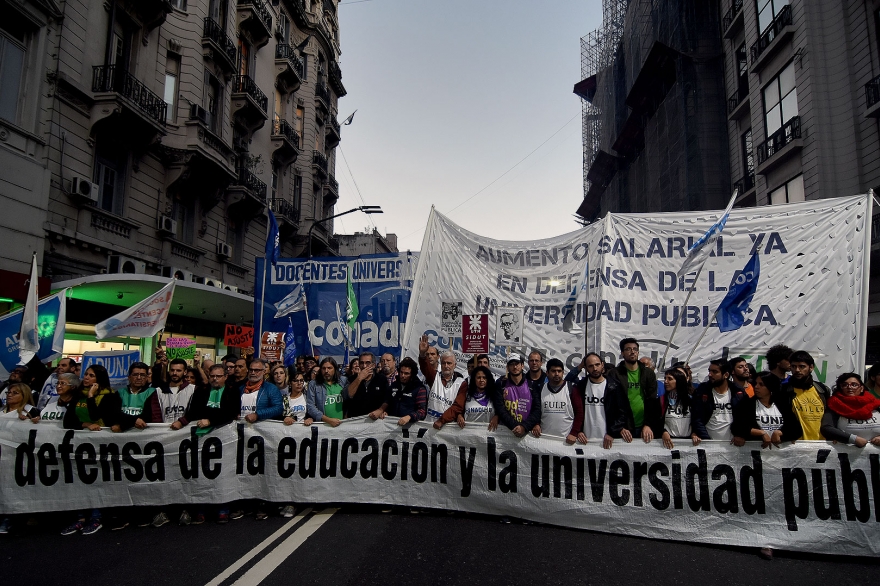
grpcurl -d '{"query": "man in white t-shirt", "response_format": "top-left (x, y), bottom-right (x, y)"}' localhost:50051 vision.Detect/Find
top-left (530, 358), bottom-right (574, 439)
top-left (567, 352), bottom-right (628, 448)
top-left (419, 335), bottom-right (465, 422)
top-left (691, 359), bottom-right (746, 442)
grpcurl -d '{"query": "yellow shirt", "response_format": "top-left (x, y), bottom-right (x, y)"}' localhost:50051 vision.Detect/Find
top-left (792, 386), bottom-right (825, 440)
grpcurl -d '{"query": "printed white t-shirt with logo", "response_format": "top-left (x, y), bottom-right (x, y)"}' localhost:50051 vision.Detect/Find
top-left (39, 397), bottom-right (68, 423)
top-left (756, 402), bottom-right (784, 433)
top-left (426, 373), bottom-right (462, 421)
top-left (663, 392), bottom-right (691, 438)
top-left (284, 394), bottom-right (308, 421)
top-left (157, 384), bottom-right (196, 423)
top-left (540, 383), bottom-right (574, 437)
top-left (463, 393), bottom-right (494, 422)
top-left (836, 411), bottom-right (880, 440)
top-left (240, 391), bottom-right (259, 419)
top-left (706, 389), bottom-right (734, 440)
top-left (583, 379), bottom-right (607, 440)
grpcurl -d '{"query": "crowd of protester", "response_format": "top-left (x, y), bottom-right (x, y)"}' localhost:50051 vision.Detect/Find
top-left (1, 338), bottom-right (879, 560)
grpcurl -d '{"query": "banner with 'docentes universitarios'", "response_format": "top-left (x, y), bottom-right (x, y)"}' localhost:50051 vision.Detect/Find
top-left (0, 419), bottom-right (878, 557)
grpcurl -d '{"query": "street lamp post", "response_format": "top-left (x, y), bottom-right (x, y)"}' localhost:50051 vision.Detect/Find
top-left (307, 205), bottom-right (383, 257)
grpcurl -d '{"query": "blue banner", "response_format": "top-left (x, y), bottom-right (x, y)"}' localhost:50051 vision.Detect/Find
top-left (0, 291), bottom-right (65, 376)
top-left (254, 253), bottom-right (418, 360)
top-left (81, 350), bottom-right (141, 389)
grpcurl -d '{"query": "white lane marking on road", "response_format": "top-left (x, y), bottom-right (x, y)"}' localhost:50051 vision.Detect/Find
top-left (231, 508), bottom-right (338, 586)
top-left (205, 508), bottom-right (313, 586)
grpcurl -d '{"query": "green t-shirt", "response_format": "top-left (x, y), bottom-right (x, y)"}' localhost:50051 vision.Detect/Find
top-left (119, 387), bottom-right (156, 417)
top-left (324, 383), bottom-right (344, 419)
top-left (626, 369), bottom-right (644, 428)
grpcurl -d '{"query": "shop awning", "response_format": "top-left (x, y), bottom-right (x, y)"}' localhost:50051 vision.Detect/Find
top-left (52, 274), bottom-right (255, 324)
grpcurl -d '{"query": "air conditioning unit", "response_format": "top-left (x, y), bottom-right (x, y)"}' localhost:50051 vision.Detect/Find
top-left (224, 284), bottom-right (239, 293)
top-left (157, 214), bottom-right (177, 234)
top-left (162, 266), bottom-right (193, 282)
top-left (191, 275), bottom-right (206, 285)
top-left (70, 176), bottom-right (99, 203)
top-left (216, 241), bottom-right (232, 258)
top-left (107, 255), bottom-right (146, 275)
top-left (204, 278), bottom-right (223, 288)
top-left (189, 103), bottom-right (211, 126)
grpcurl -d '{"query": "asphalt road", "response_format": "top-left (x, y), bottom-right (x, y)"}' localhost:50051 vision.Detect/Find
top-left (3, 505), bottom-right (878, 586)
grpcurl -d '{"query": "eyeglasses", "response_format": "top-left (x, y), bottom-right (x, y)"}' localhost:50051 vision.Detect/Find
top-left (622, 347), bottom-right (639, 353)
top-left (842, 382), bottom-right (862, 389)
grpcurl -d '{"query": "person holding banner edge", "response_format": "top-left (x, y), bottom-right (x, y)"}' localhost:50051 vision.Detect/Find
top-left (567, 352), bottom-right (628, 448)
top-left (691, 359), bottom-right (746, 443)
top-left (492, 353), bottom-right (542, 438)
top-left (823, 372), bottom-right (880, 446)
top-left (305, 357), bottom-right (349, 426)
top-left (420, 336), bottom-right (466, 423)
top-left (606, 338), bottom-right (662, 444)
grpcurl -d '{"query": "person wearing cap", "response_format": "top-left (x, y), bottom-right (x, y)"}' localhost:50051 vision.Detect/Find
top-left (491, 353), bottom-right (542, 437)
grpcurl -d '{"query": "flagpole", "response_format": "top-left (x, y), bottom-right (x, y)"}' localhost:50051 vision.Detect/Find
top-left (257, 209), bottom-right (271, 359)
top-left (302, 288), bottom-right (316, 356)
top-left (660, 260), bottom-right (708, 369)
top-left (685, 307), bottom-right (720, 365)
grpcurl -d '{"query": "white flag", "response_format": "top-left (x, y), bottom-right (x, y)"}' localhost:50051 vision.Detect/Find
top-left (676, 190), bottom-right (738, 278)
top-left (18, 254), bottom-right (40, 363)
top-left (274, 284), bottom-right (305, 318)
top-left (95, 280), bottom-right (176, 340)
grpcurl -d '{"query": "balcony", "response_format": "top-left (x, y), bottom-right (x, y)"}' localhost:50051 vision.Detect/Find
top-left (865, 74), bottom-right (880, 118)
top-left (270, 198), bottom-right (300, 238)
top-left (275, 44), bottom-right (305, 95)
top-left (315, 82), bottom-right (330, 115)
top-left (312, 150), bottom-right (328, 177)
top-left (271, 117), bottom-right (300, 166)
top-left (328, 61), bottom-right (347, 97)
top-left (237, 0), bottom-right (272, 49)
top-left (722, 0), bottom-right (744, 39)
top-left (227, 164), bottom-right (268, 217)
top-left (727, 82), bottom-right (749, 119)
top-left (120, 0), bottom-right (173, 32)
top-left (750, 5), bottom-right (793, 72)
top-left (733, 172), bottom-right (755, 198)
top-left (323, 174), bottom-right (338, 202)
top-left (326, 113), bottom-right (341, 148)
top-left (202, 18), bottom-right (238, 76)
top-left (756, 116), bottom-right (802, 174)
top-left (284, 0), bottom-right (310, 28)
top-left (231, 75), bottom-right (269, 138)
top-left (90, 65), bottom-right (167, 143)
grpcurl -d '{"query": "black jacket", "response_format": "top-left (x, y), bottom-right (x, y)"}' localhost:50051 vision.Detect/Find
top-left (690, 381), bottom-right (747, 439)
top-left (606, 362), bottom-right (662, 436)
top-left (189, 383), bottom-right (241, 428)
top-left (780, 377), bottom-right (848, 442)
top-left (569, 374), bottom-right (628, 437)
top-left (731, 394), bottom-right (802, 442)
top-left (63, 390), bottom-right (122, 429)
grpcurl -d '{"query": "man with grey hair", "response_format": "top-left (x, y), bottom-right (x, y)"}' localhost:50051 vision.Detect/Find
top-left (240, 358), bottom-right (283, 424)
top-left (419, 335), bottom-right (465, 421)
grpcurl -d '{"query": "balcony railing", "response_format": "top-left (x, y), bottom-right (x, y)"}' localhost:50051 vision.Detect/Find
top-left (232, 75), bottom-right (268, 112)
top-left (271, 198), bottom-right (300, 223)
top-left (866, 74), bottom-right (880, 109)
top-left (733, 172), bottom-right (755, 196)
top-left (202, 18), bottom-right (237, 66)
top-left (237, 0), bottom-right (272, 32)
top-left (92, 65), bottom-right (167, 126)
top-left (312, 150), bottom-right (328, 174)
top-left (750, 4), bottom-right (792, 64)
top-left (275, 43), bottom-right (306, 78)
top-left (329, 114), bottom-right (341, 135)
top-left (315, 82), bottom-right (330, 106)
top-left (722, 0), bottom-right (743, 33)
top-left (272, 117), bottom-right (300, 146)
top-left (234, 165), bottom-right (267, 201)
top-left (325, 175), bottom-right (338, 194)
top-left (727, 82), bottom-right (748, 114)
top-left (756, 116), bottom-right (801, 165)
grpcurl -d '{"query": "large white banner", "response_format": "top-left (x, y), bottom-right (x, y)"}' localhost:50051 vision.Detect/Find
top-left (401, 196), bottom-right (870, 382)
top-left (0, 419), bottom-right (877, 556)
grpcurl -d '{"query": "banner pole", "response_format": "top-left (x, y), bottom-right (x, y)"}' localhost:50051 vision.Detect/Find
top-left (685, 307), bottom-right (720, 365)
top-left (660, 260), bottom-right (707, 369)
top-left (858, 190), bottom-right (874, 370)
top-left (257, 210), bottom-right (271, 359)
top-left (302, 288), bottom-right (316, 357)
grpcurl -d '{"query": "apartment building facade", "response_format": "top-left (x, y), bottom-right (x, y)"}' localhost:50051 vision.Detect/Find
top-left (0, 0), bottom-right (346, 354)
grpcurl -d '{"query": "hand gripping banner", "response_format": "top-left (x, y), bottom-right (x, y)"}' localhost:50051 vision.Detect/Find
top-left (0, 419), bottom-right (878, 556)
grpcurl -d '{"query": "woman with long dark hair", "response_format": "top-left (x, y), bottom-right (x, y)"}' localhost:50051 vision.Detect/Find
top-left (823, 372), bottom-right (880, 447)
top-left (732, 371), bottom-right (802, 448)
top-left (660, 368), bottom-right (692, 449)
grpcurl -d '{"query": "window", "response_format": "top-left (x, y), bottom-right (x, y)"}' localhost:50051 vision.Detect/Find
top-left (109, 18), bottom-right (133, 70)
top-left (757, 0), bottom-right (789, 34)
top-left (741, 128), bottom-right (754, 177)
top-left (93, 141), bottom-right (126, 215)
top-left (293, 174), bottom-right (302, 214)
top-left (300, 53), bottom-right (307, 81)
top-left (271, 166), bottom-right (278, 201)
top-left (769, 175), bottom-right (804, 205)
top-left (735, 43), bottom-right (747, 91)
top-left (164, 53), bottom-right (180, 123)
top-left (209, 0), bottom-right (227, 26)
top-left (763, 61), bottom-right (797, 137)
top-left (295, 105), bottom-right (304, 148)
top-left (204, 71), bottom-right (224, 134)
top-left (278, 13), bottom-right (289, 43)
top-left (0, 31), bottom-right (24, 124)
top-left (172, 195), bottom-right (195, 244)
top-left (169, 0), bottom-right (187, 9)
top-left (238, 40), bottom-right (251, 77)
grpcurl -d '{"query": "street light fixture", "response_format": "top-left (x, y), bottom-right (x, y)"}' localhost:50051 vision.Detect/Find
top-left (307, 205), bottom-right (384, 257)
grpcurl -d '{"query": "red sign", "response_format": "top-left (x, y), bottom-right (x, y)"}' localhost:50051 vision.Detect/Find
top-left (461, 314), bottom-right (489, 354)
top-left (224, 324), bottom-right (254, 348)
top-left (260, 331), bottom-right (284, 361)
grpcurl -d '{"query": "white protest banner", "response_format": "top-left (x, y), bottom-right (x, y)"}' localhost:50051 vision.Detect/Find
top-left (402, 196), bottom-right (870, 382)
top-left (95, 280), bottom-right (176, 340)
top-left (81, 350), bottom-right (141, 388)
top-left (1, 418), bottom-right (878, 556)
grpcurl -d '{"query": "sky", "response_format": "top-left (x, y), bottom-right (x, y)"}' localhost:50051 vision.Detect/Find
top-left (332, 0), bottom-right (603, 251)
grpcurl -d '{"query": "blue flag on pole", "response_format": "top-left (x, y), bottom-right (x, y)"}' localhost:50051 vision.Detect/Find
top-left (677, 191), bottom-right (737, 278)
top-left (283, 318), bottom-right (297, 367)
top-left (266, 210), bottom-right (280, 266)
top-left (716, 253), bottom-right (760, 333)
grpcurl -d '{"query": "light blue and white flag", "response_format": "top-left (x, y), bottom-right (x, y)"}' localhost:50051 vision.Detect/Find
top-left (283, 318), bottom-right (297, 367)
top-left (274, 284), bottom-right (305, 318)
top-left (677, 190), bottom-right (738, 278)
top-left (562, 261), bottom-right (589, 333)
